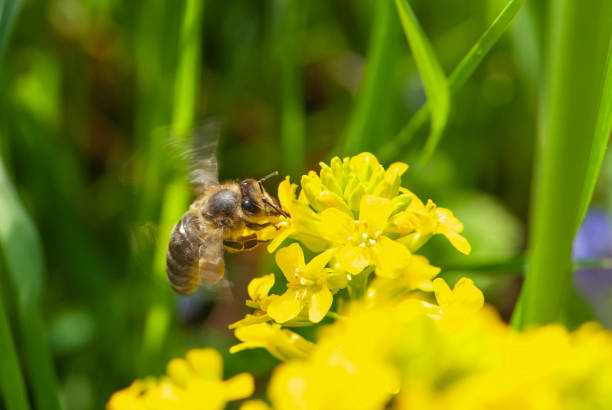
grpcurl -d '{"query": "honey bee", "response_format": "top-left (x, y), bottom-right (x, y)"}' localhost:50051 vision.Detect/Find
top-left (165, 129), bottom-right (287, 295)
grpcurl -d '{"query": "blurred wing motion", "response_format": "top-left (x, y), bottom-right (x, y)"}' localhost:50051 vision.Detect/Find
top-left (186, 121), bottom-right (220, 194)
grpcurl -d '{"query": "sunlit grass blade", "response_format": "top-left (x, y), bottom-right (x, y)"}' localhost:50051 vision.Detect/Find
top-left (393, 0), bottom-right (449, 164)
top-left (279, 0), bottom-right (305, 176)
top-left (0, 157), bottom-right (61, 410)
top-left (517, 0), bottom-right (612, 328)
top-left (339, 0), bottom-right (400, 156)
top-left (141, 0), bottom-right (205, 374)
top-left (0, 294), bottom-right (30, 410)
top-left (378, 0), bottom-right (526, 162)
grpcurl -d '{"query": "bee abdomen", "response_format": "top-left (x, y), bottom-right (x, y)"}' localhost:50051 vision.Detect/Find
top-left (166, 212), bottom-right (205, 295)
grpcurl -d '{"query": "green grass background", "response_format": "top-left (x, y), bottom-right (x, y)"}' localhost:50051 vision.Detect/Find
top-left (0, 0), bottom-right (611, 408)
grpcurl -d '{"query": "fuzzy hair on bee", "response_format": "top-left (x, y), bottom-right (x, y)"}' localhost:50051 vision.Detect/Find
top-left (165, 125), bottom-right (287, 295)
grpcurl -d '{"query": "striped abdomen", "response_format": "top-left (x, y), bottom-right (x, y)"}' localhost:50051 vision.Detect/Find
top-left (166, 211), bottom-right (224, 295)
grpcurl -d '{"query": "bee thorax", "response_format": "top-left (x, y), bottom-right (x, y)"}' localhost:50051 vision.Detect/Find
top-left (206, 189), bottom-right (239, 217)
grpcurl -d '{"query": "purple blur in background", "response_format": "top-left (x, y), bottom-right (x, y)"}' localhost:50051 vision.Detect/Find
top-left (572, 208), bottom-right (612, 326)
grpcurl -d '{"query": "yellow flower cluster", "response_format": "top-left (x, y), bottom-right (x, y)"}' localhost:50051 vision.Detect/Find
top-left (230, 153), bottom-right (468, 344)
top-left (107, 349), bottom-right (254, 410)
top-left (109, 153), bottom-right (612, 410)
top-left (248, 279), bottom-right (612, 410)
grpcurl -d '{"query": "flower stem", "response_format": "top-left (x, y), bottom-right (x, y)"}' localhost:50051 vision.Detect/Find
top-left (348, 266), bottom-right (375, 300)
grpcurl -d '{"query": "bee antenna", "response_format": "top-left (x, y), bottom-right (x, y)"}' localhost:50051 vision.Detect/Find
top-left (262, 197), bottom-right (289, 218)
top-left (258, 171), bottom-right (279, 184)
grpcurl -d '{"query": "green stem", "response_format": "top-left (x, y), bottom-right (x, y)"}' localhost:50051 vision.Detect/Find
top-left (518, 0), bottom-right (612, 328)
top-left (348, 266), bottom-right (374, 300)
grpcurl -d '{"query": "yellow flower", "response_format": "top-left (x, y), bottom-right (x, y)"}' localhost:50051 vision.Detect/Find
top-left (322, 195), bottom-right (419, 279)
top-left (432, 277), bottom-right (484, 317)
top-left (267, 177), bottom-right (330, 253)
top-left (229, 274), bottom-right (277, 329)
top-left (107, 349), bottom-right (254, 410)
top-left (267, 243), bottom-right (341, 323)
top-left (365, 254), bottom-right (441, 305)
top-left (240, 400), bottom-right (272, 410)
top-left (230, 322), bottom-right (315, 361)
top-left (394, 191), bottom-right (471, 255)
top-left (301, 153), bottom-right (409, 215)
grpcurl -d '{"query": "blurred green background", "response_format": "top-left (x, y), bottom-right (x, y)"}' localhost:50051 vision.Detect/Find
top-left (0, 0), bottom-right (611, 409)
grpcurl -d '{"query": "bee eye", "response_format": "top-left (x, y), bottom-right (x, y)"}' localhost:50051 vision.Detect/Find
top-left (241, 197), bottom-right (259, 215)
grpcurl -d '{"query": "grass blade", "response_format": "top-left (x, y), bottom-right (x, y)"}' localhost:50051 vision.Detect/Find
top-left (378, 0), bottom-right (526, 162)
top-left (339, 0), bottom-right (400, 156)
top-left (0, 157), bottom-right (62, 410)
top-left (576, 40), bottom-right (612, 227)
top-left (393, 0), bottom-right (449, 163)
top-left (279, 0), bottom-right (306, 176)
top-left (518, 0), bottom-right (612, 327)
top-left (0, 0), bottom-right (21, 59)
top-left (0, 292), bottom-right (30, 410)
top-left (141, 0), bottom-right (205, 374)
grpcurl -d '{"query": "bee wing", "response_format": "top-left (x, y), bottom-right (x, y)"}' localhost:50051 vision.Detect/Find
top-left (197, 225), bottom-right (226, 284)
top-left (186, 122), bottom-right (221, 195)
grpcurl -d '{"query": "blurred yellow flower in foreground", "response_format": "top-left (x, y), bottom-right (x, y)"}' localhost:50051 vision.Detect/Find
top-left (230, 322), bottom-right (315, 361)
top-left (107, 349), bottom-right (253, 410)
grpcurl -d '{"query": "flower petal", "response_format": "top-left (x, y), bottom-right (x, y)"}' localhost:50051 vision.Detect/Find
top-left (308, 287), bottom-right (333, 323)
top-left (359, 196), bottom-right (393, 233)
top-left (305, 249), bottom-right (335, 278)
top-left (335, 245), bottom-right (371, 275)
top-left (432, 278), bottom-right (453, 307)
top-left (320, 207), bottom-right (355, 243)
top-left (434, 207), bottom-right (463, 232)
top-left (166, 358), bottom-right (191, 386)
top-left (371, 236), bottom-right (412, 278)
top-left (184, 348), bottom-right (223, 381)
top-left (267, 290), bottom-right (303, 323)
top-left (451, 277), bottom-right (484, 311)
top-left (443, 230), bottom-right (471, 255)
top-left (223, 373), bottom-right (255, 401)
top-left (275, 243), bottom-right (305, 283)
top-left (277, 176), bottom-right (297, 211)
top-left (266, 226), bottom-right (293, 253)
top-left (433, 277), bottom-right (484, 312)
top-left (247, 274), bottom-right (275, 302)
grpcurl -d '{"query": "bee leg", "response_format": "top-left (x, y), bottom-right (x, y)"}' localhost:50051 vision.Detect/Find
top-left (243, 239), bottom-right (266, 250)
top-left (223, 240), bottom-right (244, 251)
top-left (244, 221), bottom-right (277, 231)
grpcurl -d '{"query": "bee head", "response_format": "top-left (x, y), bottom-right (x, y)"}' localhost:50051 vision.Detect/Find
top-left (239, 177), bottom-right (288, 218)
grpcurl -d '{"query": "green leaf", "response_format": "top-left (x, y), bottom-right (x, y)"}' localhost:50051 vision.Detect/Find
top-left (394, 0), bottom-right (450, 163)
top-left (378, 0), bottom-right (526, 162)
